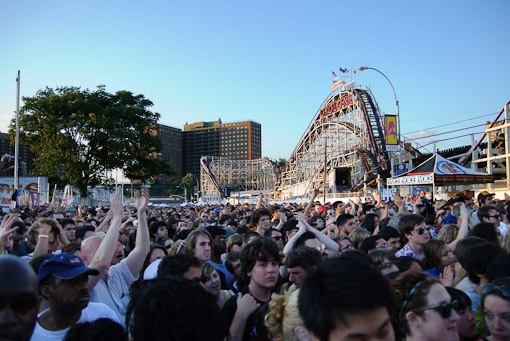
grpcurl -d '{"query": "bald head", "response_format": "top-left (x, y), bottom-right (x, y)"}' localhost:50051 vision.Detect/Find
top-left (80, 236), bottom-right (103, 266)
top-left (0, 255), bottom-right (38, 341)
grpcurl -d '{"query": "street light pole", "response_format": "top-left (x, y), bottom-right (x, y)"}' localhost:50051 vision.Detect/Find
top-left (358, 66), bottom-right (402, 167)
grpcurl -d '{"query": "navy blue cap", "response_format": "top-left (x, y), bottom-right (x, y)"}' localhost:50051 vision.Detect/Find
top-left (38, 253), bottom-right (99, 281)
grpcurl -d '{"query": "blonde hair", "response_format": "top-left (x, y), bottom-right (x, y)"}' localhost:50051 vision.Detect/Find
top-left (348, 227), bottom-right (370, 249)
top-left (436, 224), bottom-right (459, 244)
top-left (265, 290), bottom-right (309, 341)
top-left (28, 218), bottom-right (61, 246)
top-left (183, 228), bottom-right (212, 256)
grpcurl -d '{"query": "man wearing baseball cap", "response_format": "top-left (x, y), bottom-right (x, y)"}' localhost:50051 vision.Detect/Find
top-left (471, 191), bottom-right (495, 225)
top-left (31, 253), bottom-right (120, 340)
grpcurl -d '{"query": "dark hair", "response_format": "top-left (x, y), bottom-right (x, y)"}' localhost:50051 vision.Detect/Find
top-left (463, 242), bottom-right (505, 284)
top-left (379, 225), bottom-right (401, 241)
top-left (477, 205), bottom-right (497, 222)
top-left (294, 232), bottom-right (316, 250)
top-left (225, 251), bottom-right (241, 275)
top-left (455, 236), bottom-right (486, 268)
top-left (359, 235), bottom-right (383, 253)
top-left (398, 214), bottom-right (424, 237)
top-left (298, 256), bottom-right (394, 340)
top-left (392, 271), bottom-right (439, 336)
top-left (242, 231), bottom-right (260, 244)
top-left (336, 214), bottom-right (354, 227)
top-left (359, 214), bottom-right (378, 234)
top-left (149, 221), bottom-right (166, 239)
top-left (157, 254), bottom-right (201, 278)
top-left (76, 225), bottom-right (95, 241)
top-left (250, 208), bottom-right (271, 227)
top-left (469, 223), bottom-right (500, 244)
top-left (64, 318), bottom-right (127, 341)
top-left (284, 246), bottom-right (323, 272)
top-left (396, 256), bottom-right (422, 273)
top-left (126, 277), bottom-right (229, 341)
top-left (445, 287), bottom-right (472, 313)
top-left (239, 237), bottom-right (279, 288)
top-left (61, 218), bottom-right (75, 228)
top-left (486, 254), bottom-right (510, 282)
top-left (422, 239), bottom-right (447, 271)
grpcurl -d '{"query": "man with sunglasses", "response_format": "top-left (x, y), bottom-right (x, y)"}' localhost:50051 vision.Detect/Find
top-left (0, 255), bottom-right (39, 341)
top-left (396, 214), bottom-right (430, 261)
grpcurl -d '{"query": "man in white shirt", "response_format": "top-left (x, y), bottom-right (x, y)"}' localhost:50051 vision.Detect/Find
top-left (31, 253), bottom-right (119, 341)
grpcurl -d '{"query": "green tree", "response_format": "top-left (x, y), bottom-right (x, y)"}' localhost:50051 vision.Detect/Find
top-left (180, 173), bottom-right (198, 201)
top-left (277, 158), bottom-right (287, 168)
top-left (9, 85), bottom-right (173, 197)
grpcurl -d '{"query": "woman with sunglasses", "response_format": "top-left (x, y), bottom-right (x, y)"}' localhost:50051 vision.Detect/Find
top-left (481, 277), bottom-right (510, 341)
top-left (393, 271), bottom-right (460, 341)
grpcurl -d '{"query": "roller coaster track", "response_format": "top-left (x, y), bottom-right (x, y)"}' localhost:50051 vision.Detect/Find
top-left (200, 85), bottom-right (413, 201)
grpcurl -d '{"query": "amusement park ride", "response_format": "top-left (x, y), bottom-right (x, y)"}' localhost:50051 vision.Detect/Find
top-left (200, 71), bottom-right (422, 203)
top-left (200, 66), bottom-right (510, 204)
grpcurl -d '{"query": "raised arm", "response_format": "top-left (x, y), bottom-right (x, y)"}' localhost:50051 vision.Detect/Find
top-left (295, 212), bottom-right (339, 258)
top-left (448, 203), bottom-right (470, 251)
top-left (125, 185), bottom-right (150, 277)
top-left (304, 189), bottom-right (320, 217)
top-left (89, 187), bottom-right (124, 281)
top-left (0, 213), bottom-right (19, 254)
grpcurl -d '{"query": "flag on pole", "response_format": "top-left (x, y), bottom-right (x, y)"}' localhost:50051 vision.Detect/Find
top-left (332, 71), bottom-right (337, 77)
top-left (351, 68), bottom-right (357, 75)
top-left (339, 67), bottom-right (348, 73)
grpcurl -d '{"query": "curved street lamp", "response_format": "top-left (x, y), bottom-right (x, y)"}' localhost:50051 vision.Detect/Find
top-left (358, 66), bottom-right (402, 166)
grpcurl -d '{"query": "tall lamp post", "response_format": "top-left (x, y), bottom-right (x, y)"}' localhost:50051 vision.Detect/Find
top-left (358, 66), bottom-right (402, 169)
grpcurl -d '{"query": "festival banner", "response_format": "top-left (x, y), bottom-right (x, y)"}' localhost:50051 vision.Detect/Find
top-left (384, 115), bottom-right (398, 152)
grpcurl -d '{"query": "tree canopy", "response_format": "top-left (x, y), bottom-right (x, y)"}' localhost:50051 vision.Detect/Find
top-left (9, 85), bottom-right (173, 196)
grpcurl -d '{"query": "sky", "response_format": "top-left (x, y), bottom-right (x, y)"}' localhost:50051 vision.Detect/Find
top-left (1, 0), bottom-right (509, 162)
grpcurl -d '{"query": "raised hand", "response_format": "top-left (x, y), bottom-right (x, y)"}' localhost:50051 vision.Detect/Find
top-left (135, 185), bottom-right (150, 213)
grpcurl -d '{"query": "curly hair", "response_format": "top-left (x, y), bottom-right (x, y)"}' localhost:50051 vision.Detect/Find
top-left (28, 218), bottom-right (61, 246)
top-left (265, 290), bottom-right (308, 341)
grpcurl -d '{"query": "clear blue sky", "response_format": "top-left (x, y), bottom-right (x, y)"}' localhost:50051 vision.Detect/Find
top-left (1, 0), bottom-right (509, 161)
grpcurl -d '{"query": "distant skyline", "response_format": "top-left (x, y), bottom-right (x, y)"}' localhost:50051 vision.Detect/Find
top-left (1, 0), bottom-right (509, 161)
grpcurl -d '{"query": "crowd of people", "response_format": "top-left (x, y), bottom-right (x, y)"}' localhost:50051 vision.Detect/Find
top-left (2, 186), bottom-right (510, 341)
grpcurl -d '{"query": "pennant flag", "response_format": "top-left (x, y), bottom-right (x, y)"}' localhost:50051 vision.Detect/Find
top-left (339, 67), bottom-right (349, 73)
top-left (351, 68), bottom-right (357, 75)
top-left (332, 71), bottom-right (337, 77)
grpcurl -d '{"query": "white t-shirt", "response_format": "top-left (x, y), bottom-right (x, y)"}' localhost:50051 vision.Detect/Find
top-left (30, 302), bottom-right (120, 341)
top-left (90, 258), bottom-right (137, 323)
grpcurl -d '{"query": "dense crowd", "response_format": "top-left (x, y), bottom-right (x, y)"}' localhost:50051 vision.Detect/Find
top-left (2, 187), bottom-right (510, 341)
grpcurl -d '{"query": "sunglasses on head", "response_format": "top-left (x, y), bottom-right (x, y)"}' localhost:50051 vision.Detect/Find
top-left (414, 300), bottom-right (459, 318)
top-left (482, 284), bottom-right (510, 297)
top-left (414, 226), bottom-right (430, 235)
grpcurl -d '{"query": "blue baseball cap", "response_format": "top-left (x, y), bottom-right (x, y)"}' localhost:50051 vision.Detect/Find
top-left (38, 253), bottom-right (99, 281)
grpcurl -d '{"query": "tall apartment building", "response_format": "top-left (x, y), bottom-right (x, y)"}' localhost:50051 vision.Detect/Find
top-left (155, 124), bottom-right (182, 182)
top-left (180, 119), bottom-right (261, 179)
top-left (0, 132), bottom-right (36, 176)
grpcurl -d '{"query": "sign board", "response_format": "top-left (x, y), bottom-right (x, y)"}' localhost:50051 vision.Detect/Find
top-left (388, 173), bottom-right (434, 186)
top-left (396, 164), bottom-right (407, 176)
top-left (330, 79), bottom-right (343, 92)
top-left (384, 115), bottom-right (398, 151)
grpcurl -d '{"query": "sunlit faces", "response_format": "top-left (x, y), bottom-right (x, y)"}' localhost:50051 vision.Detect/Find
top-left (156, 226), bottom-right (168, 239)
top-left (407, 222), bottom-right (431, 245)
top-left (194, 234), bottom-right (211, 262)
top-left (202, 269), bottom-right (221, 296)
top-left (149, 248), bottom-right (166, 264)
top-left (407, 284), bottom-right (459, 341)
top-left (47, 231), bottom-right (60, 253)
top-left (342, 218), bottom-right (357, 234)
top-left (484, 294), bottom-right (510, 341)
top-left (287, 266), bottom-right (307, 288)
top-left (257, 215), bottom-right (271, 233)
top-left (324, 307), bottom-right (394, 341)
top-left (440, 245), bottom-right (456, 267)
top-left (247, 259), bottom-right (278, 289)
top-left (387, 237), bottom-right (402, 253)
top-left (63, 223), bottom-right (76, 241)
top-left (271, 230), bottom-right (284, 248)
top-left (111, 241), bottom-right (125, 265)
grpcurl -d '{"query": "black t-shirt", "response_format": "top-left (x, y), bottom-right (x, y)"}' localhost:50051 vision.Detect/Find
top-left (221, 286), bottom-right (278, 341)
